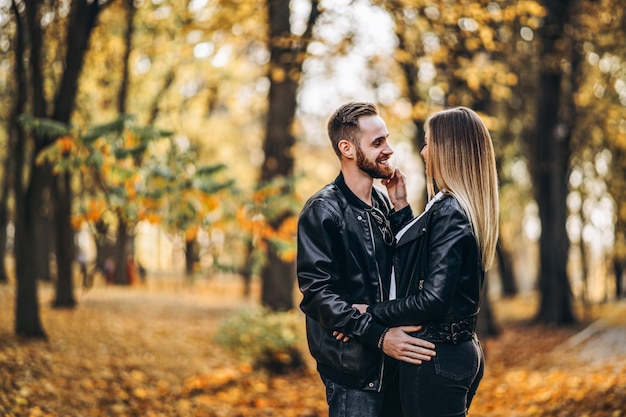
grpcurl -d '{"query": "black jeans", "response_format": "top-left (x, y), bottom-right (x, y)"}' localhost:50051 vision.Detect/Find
top-left (398, 337), bottom-right (484, 416)
top-left (321, 376), bottom-right (385, 417)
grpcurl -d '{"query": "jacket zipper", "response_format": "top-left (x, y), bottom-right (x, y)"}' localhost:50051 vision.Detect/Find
top-left (403, 224), bottom-right (427, 297)
top-left (367, 213), bottom-right (385, 392)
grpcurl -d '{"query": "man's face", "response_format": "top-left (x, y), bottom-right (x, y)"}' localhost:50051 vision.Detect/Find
top-left (355, 115), bottom-right (394, 179)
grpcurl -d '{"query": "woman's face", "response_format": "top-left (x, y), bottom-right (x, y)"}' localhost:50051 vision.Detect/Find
top-left (421, 131), bottom-right (429, 173)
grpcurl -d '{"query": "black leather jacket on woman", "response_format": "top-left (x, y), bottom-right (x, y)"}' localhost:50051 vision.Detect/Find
top-left (297, 173), bottom-right (413, 391)
top-left (367, 193), bottom-right (484, 341)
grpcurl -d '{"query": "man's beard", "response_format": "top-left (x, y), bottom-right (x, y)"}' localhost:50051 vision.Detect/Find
top-left (356, 145), bottom-right (393, 179)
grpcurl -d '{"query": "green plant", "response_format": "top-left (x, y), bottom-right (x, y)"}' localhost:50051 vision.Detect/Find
top-left (215, 307), bottom-right (306, 374)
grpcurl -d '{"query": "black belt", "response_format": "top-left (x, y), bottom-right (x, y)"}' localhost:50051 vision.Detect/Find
top-left (422, 314), bottom-right (478, 344)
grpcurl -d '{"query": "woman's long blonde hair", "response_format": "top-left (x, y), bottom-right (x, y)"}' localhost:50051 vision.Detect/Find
top-left (424, 107), bottom-right (499, 270)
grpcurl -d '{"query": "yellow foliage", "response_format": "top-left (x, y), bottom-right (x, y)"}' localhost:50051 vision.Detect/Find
top-left (411, 101), bottom-right (430, 121)
top-left (145, 213), bottom-right (162, 224)
top-left (464, 69), bottom-right (481, 91)
top-left (57, 136), bottom-right (75, 155)
top-left (506, 72), bottom-right (518, 86)
top-left (186, 226), bottom-right (199, 241)
top-left (465, 37), bottom-right (482, 52)
top-left (125, 180), bottom-right (137, 198)
top-left (394, 49), bottom-right (413, 64)
top-left (70, 216), bottom-right (84, 230)
top-left (277, 216), bottom-right (298, 239)
top-left (271, 67), bottom-right (286, 83)
top-left (124, 130), bottom-right (138, 146)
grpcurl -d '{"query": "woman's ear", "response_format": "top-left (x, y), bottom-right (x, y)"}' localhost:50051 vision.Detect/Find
top-left (338, 140), bottom-right (354, 159)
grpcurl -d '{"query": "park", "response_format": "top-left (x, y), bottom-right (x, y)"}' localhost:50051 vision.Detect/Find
top-left (1, 0), bottom-right (626, 415)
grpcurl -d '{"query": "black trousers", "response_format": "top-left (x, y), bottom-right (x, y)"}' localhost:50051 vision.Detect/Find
top-left (396, 337), bottom-right (484, 416)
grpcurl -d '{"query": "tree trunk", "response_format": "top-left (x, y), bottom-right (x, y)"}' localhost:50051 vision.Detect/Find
top-left (613, 215), bottom-right (626, 299)
top-left (497, 243), bottom-right (518, 297)
top-left (52, 171), bottom-right (76, 307)
top-left (185, 237), bottom-right (197, 277)
top-left (11, 0), bottom-right (46, 338)
top-left (115, 214), bottom-right (129, 285)
top-left (0, 38), bottom-right (17, 283)
top-left (118, 0), bottom-right (135, 116)
top-left (241, 239), bottom-right (255, 299)
top-left (50, 0), bottom-right (103, 304)
top-left (34, 183), bottom-right (53, 282)
top-left (15, 164), bottom-right (47, 338)
top-left (261, 243), bottom-right (296, 311)
top-left (531, 0), bottom-right (576, 325)
top-left (0, 175), bottom-right (8, 284)
top-left (259, 0), bottom-right (320, 311)
top-left (476, 274), bottom-right (500, 339)
top-left (24, 0), bottom-right (54, 285)
top-left (615, 257), bottom-right (624, 299)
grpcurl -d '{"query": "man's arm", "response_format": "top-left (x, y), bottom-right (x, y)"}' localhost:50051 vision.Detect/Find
top-left (333, 324), bottom-right (436, 364)
top-left (340, 304), bottom-right (436, 364)
top-left (298, 201), bottom-right (386, 346)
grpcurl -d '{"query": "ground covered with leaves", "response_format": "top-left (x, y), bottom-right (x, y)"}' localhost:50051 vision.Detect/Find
top-left (1, 276), bottom-right (625, 417)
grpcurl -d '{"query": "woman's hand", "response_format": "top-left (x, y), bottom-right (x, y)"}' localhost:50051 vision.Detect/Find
top-left (332, 303), bottom-right (370, 342)
top-left (382, 168), bottom-right (409, 210)
top-left (352, 303), bottom-right (368, 314)
top-left (332, 330), bottom-right (350, 342)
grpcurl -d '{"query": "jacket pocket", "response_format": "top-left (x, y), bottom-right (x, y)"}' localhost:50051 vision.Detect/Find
top-left (307, 318), bottom-right (379, 378)
top-left (433, 340), bottom-right (480, 381)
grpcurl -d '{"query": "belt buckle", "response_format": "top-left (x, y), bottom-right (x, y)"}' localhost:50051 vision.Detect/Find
top-left (451, 322), bottom-right (461, 344)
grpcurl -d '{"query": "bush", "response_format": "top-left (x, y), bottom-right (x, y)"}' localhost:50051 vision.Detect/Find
top-left (215, 307), bottom-right (306, 374)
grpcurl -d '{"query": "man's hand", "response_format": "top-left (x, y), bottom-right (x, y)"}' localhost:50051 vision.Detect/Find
top-left (382, 326), bottom-right (436, 364)
top-left (381, 168), bottom-right (408, 210)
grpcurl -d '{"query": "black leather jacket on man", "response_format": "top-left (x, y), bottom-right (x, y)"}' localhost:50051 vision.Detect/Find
top-left (297, 173), bottom-right (412, 391)
top-left (367, 193), bottom-right (484, 340)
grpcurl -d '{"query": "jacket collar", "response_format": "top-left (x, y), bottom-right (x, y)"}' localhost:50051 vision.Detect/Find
top-left (334, 172), bottom-right (376, 210)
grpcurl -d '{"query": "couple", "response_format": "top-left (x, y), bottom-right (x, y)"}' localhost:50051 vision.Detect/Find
top-left (297, 102), bottom-right (499, 417)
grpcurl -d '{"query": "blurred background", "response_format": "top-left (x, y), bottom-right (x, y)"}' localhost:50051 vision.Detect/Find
top-left (0, 0), bottom-right (625, 414)
top-left (2, 0), bottom-right (625, 335)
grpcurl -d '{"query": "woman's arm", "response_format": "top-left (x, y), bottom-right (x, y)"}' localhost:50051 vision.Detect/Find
top-left (367, 204), bottom-right (473, 326)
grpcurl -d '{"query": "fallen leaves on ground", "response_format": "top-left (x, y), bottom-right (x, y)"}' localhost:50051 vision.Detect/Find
top-left (1, 279), bottom-right (625, 417)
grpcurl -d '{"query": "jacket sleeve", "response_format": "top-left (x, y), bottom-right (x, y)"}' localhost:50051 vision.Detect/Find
top-left (389, 204), bottom-right (413, 234)
top-left (297, 200), bottom-right (385, 348)
top-left (367, 203), bottom-right (473, 326)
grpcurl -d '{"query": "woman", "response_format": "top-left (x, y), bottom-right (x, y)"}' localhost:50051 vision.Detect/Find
top-left (358, 107), bottom-right (499, 416)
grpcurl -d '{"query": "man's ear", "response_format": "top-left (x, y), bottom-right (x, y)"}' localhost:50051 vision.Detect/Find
top-left (338, 140), bottom-right (354, 159)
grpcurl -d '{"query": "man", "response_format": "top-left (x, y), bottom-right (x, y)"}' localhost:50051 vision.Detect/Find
top-left (297, 102), bottom-right (436, 417)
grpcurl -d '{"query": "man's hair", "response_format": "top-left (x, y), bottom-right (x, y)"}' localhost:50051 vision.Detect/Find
top-left (425, 106), bottom-right (499, 271)
top-left (327, 102), bottom-right (379, 158)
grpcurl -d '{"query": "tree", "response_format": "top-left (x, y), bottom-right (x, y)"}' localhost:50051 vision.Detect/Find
top-left (11, 0), bottom-right (110, 336)
top-left (0, 1), bottom-right (23, 285)
top-left (11, 0), bottom-right (47, 337)
top-left (529, 0), bottom-right (576, 325)
top-left (258, 0), bottom-right (321, 311)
